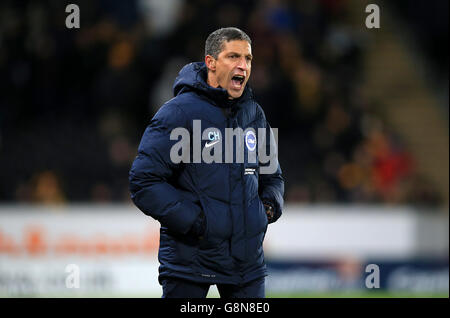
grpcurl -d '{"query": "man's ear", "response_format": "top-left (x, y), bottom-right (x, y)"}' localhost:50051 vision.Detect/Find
top-left (205, 55), bottom-right (216, 72)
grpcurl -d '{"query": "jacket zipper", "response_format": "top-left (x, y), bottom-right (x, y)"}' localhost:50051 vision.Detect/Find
top-left (227, 117), bottom-right (233, 257)
top-left (232, 115), bottom-right (247, 263)
top-left (241, 147), bottom-right (247, 262)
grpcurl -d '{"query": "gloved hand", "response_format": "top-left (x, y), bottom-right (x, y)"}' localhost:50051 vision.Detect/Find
top-left (189, 211), bottom-right (206, 239)
top-left (263, 201), bottom-right (274, 223)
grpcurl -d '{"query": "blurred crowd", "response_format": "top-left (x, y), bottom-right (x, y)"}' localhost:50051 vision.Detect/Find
top-left (0, 0), bottom-right (443, 206)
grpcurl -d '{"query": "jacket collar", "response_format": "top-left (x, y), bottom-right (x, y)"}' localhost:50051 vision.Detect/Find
top-left (173, 62), bottom-right (253, 109)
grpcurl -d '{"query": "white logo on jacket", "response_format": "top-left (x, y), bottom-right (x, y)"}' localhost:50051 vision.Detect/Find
top-left (205, 130), bottom-right (220, 148)
top-left (245, 130), bottom-right (257, 152)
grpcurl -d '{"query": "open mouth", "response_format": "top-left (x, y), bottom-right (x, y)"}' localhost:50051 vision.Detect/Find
top-left (231, 75), bottom-right (245, 89)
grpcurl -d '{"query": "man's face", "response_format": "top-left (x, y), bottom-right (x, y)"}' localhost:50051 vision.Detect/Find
top-left (207, 40), bottom-right (252, 99)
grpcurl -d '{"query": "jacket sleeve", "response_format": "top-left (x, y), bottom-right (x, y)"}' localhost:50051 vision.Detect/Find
top-left (257, 110), bottom-right (285, 224)
top-left (129, 101), bottom-right (202, 235)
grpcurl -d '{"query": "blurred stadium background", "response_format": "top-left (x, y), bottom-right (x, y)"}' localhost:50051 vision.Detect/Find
top-left (0, 0), bottom-right (448, 297)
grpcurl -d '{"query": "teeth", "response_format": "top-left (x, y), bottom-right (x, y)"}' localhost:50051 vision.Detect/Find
top-left (232, 75), bottom-right (244, 84)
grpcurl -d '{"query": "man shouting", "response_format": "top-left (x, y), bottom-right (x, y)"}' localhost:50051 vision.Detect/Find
top-left (129, 27), bottom-right (284, 298)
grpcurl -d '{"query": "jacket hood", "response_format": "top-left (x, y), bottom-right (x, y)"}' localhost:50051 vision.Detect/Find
top-left (173, 62), bottom-right (252, 108)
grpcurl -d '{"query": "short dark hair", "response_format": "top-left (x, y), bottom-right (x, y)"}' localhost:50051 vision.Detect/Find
top-left (205, 27), bottom-right (252, 59)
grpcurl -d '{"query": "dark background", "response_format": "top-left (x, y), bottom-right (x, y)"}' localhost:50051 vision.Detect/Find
top-left (0, 0), bottom-right (447, 206)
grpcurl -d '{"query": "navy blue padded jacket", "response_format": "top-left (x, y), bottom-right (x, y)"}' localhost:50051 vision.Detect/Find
top-left (129, 62), bottom-right (284, 285)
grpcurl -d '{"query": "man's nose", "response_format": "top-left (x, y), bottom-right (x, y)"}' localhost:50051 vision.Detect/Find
top-left (237, 57), bottom-right (248, 71)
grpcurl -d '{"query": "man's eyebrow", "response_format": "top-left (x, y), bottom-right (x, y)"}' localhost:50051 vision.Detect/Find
top-left (227, 52), bottom-right (253, 59)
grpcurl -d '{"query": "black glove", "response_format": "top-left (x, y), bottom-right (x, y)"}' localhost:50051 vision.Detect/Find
top-left (189, 212), bottom-right (206, 239)
top-left (263, 201), bottom-right (274, 223)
